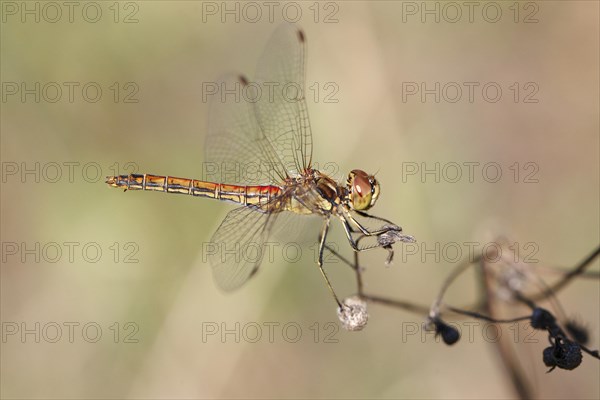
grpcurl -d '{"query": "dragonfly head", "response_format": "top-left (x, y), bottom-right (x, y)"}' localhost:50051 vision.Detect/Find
top-left (346, 169), bottom-right (380, 211)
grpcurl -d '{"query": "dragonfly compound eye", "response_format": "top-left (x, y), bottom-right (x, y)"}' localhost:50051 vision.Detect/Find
top-left (348, 169), bottom-right (380, 210)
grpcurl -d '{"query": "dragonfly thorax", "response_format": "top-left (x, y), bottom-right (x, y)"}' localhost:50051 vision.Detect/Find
top-left (282, 169), bottom-right (340, 216)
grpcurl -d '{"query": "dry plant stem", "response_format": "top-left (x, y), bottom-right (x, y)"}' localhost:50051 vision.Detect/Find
top-left (480, 258), bottom-right (532, 400)
top-left (360, 293), bottom-right (431, 315)
top-left (430, 254), bottom-right (483, 317)
top-left (325, 241), bottom-right (598, 397)
top-left (447, 306), bottom-right (530, 324)
top-left (354, 251), bottom-right (364, 295)
top-left (324, 244), bottom-right (430, 315)
top-left (436, 245), bottom-right (599, 315)
top-left (532, 265), bottom-right (599, 279)
top-left (327, 243), bottom-right (599, 321)
top-left (531, 246), bottom-right (600, 302)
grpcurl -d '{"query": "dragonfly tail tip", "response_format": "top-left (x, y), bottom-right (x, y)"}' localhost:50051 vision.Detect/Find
top-left (105, 176), bottom-right (117, 186)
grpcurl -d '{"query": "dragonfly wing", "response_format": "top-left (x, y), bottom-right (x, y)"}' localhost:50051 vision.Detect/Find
top-left (209, 205), bottom-right (279, 291)
top-left (205, 74), bottom-right (289, 185)
top-left (253, 23), bottom-right (313, 176)
top-left (204, 25), bottom-right (316, 290)
top-left (205, 24), bottom-right (313, 183)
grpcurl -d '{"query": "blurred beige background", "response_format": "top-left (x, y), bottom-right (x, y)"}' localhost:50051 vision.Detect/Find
top-left (1, 1), bottom-right (598, 399)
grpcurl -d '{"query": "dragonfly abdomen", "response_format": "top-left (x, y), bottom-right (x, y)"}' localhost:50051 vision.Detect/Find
top-left (106, 174), bottom-right (282, 209)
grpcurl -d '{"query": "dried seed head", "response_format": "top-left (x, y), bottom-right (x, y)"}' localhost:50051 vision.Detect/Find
top-left (530, 307), bottom-right (556, 330)
top-left (337, 296), bottom-right (368, 331)
top-left (543, 339), bottom-right (583, 371)
top-left (425, 317), bottom-right (461, 345)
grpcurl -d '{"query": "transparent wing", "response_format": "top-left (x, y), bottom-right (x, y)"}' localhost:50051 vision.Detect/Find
top-left (209, 205), bottom-right (279, 291)
top-left (204, 24), bottom-right (316, 290)
top-left (205, 74), bottom-right (289, 185)
top-left (205, 24), bottom-right (312, 184)
top-left (253, 23), bottom-right (313, 176)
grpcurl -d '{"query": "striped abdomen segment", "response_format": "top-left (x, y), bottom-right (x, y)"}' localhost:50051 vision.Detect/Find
top-left (106, 174), bottom-right (282, 209)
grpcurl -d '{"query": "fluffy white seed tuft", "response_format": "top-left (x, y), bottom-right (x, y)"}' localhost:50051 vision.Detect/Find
top-left (337, 296), bottom-right (368, 331)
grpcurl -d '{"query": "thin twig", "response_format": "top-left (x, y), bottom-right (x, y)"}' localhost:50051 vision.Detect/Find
top-left (430, 254), bottom-right (482, 317)
top-left (359, 293), bottom-right (431, 315)
top-left (326, 239), bottom-right (598, 395)
top-left (447, 306), bottom-right (531, 324)
top-left (532, 246), bottom-right (600, 301)
top-left (479, 258), bottom-right (532, 400)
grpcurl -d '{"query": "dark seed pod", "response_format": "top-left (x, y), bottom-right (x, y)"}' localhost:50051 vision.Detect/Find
top-left (556, 340), bottom-right (583, 370)
top-left (441, 325), bottom-right (460, 345)
top-left (543, 346), bottom-right (557, 369)
top-left (433, 319), bottom-right (460, 346)
top-left (530, 308), bottom-right (556, 330)
top-left (543, 339), bottom-right (583, 371)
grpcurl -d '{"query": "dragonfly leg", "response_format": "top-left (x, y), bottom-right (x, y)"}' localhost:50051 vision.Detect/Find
top-left (344, 209), bottom-right (402, 237)
top-left (317, 217), bottom-right (342, 309)
top-left (340, 215), bottom-right (362, 251)
top-left (354, 209), bottom-right (397, 227)
top-left (340, 215), bottom-right (401, 264)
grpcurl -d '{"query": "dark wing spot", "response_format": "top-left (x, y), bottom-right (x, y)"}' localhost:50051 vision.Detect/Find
top-left (238, 75), bottom-right (249, 86)
top-left (297, 29), bottom-right (305, 43)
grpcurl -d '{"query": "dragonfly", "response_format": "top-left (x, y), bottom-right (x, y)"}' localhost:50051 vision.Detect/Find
top-left (106, 24), bottom-right (414, 308)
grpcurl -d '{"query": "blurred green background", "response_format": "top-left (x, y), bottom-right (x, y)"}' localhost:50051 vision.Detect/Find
top-left (1, 1), bottom-right (598, 399)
